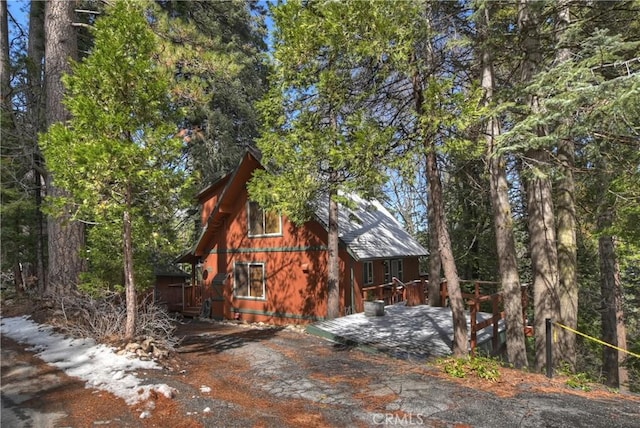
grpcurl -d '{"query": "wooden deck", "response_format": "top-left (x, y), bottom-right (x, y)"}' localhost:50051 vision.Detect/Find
top-left (306, 303), bottom-right (505, 361)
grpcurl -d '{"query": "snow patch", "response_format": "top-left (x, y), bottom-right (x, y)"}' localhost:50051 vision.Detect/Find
top-left (0, 316), bottom-right (175, 405)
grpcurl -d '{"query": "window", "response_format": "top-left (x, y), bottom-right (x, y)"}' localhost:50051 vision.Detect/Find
top-left (234, 262), bottom-right (266, 299)
top-left (363, 261), bottom-right (374, 285)
top-left (248, 201), bottom-right (282, 237)
top-left (383, 259), bottom-right (403, 283)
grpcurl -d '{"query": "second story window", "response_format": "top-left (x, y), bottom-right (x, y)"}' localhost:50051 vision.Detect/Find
top-left (248, 201), bottom-right (282, 237)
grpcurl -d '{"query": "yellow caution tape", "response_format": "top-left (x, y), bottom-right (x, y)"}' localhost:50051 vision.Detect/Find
top-left (554, 321), bottom-right (640, 359)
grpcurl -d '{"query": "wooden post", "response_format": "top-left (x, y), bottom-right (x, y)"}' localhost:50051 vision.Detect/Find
top-left (470, 299), bottom-right (478, 355)
top-left (406, 280), bottom-right (425, 306)
top-left (440, 279), bottom-right (448, 305)
top-left (546, 318), bottom-right (553, 378)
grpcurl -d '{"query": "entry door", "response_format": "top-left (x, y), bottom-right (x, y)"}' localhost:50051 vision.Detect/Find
top-left (390, 259), bottom-right (403, 282)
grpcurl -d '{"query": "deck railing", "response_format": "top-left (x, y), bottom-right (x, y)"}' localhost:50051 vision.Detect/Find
top-left (361, 277), bottom-right (423, 306)
top-left (362, 277), bottom-right (529, 356)
top-left (434, 279), bottom-right (529, 355)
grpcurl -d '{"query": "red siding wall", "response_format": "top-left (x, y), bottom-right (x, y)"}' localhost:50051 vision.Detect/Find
top-left (200, 184), bottom-right (359, 324)
top-left (198, 179), bottom-right (227, 227)
top-left (195, 155), bottom-right (423, 324)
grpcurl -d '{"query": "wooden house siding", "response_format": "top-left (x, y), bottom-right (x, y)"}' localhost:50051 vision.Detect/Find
top-left (199, 182), bottom-right (356, 324)
top-left (174, 151), bottom-right (427, 324)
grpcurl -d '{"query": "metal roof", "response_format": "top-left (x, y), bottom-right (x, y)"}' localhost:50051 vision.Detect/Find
top-left (314, 192), bottom-right (428, 261)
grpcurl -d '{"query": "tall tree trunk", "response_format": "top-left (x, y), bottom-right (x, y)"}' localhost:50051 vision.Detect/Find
top-left (2, 1), bottom-right (19, 293)
top-left (410, 5), bottom-right (466, 353)
top-left (326, 111), bottom-right (341, 320)
top-left (427, 187), bottom-right (442, 307)
top-left (597, 207), bottom-right (629, 390)
top-left (326, 185), bottom-right (340, 319)
top-left (419, 4), bottom-right (442, 308)
top-left (598, 225), bottom-right (628, 390)
top-left (123, 203), bottom-right (137, 340)
top-left (518, 0), bottom-right (560, 371)
top-left (526, 165), bottom-right (560, 371)
top-left (411, 45), bottom-right (467, 355)
top-left (45, 0), bottom-right (85, 294)
top-left (28, 0), bottom-right (45, 123)
top-left (480, 4), bottom-right (528, 368)
top-left (425, 149), bottom-right (468, 356)
top-left (28, 0), bottom-right (47, 292)
top-left (1, 0), bottom-right (11, 114)
top-left (554, 0), bottom-right (578, 369)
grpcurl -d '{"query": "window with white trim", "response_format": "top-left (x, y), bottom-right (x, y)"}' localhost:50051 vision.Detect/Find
top-left (363, 261), bottom-right (374, 285)
top-left (248, 201), bottom-right (282, 237)
top-left (234, 262), bottom-right (266, 299)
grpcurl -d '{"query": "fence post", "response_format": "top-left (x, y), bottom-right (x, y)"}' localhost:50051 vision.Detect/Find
top-left (470, 301), bottom-right (477, 356)
top-left (545, 318), bottom-right (553, 378)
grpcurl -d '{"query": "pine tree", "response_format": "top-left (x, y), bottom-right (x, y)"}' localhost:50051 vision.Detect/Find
top-left (554, 0), bottom-right (578, 369)
top-left (27, 0), bottom-right (46, 292)
top-left (499, 0), bottom-right (640, 379)
top-left (153, 0), bottom-right (268, 183)
top-left (478, 0), bottom-right (528, 368)
top-left (41, 0), bottom-right (190, 339)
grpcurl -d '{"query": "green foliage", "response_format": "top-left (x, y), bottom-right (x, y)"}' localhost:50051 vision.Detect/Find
top-left (40, 0), bottom-right (191, 293)
top-left (0, 111), bottom-right (39, 280)
top-left (440, 357), bottom-right (467, 378)
top-left (558, 363), bottom-right (594, 391)
top-left (438, 356), bottom-right (502, 382)
top-left (79, 218), bottom-right (154, 296)
top-left (0, 167), bottom-right (38, 272)
top-left (248, 0), bottom-right (406, 222)
top-left (152, 0), bottom-right (268, 182)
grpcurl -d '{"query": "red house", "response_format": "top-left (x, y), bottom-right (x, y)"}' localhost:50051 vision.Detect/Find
top-left (173, 150), bottom-right (428, 324)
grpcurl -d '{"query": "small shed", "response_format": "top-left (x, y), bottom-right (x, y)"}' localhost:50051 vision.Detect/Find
top-left (154, 266), bottom-right (190, 313)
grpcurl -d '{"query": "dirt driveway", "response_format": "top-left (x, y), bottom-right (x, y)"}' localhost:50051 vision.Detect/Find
top-left (2, 319), bottom-right (640, 427)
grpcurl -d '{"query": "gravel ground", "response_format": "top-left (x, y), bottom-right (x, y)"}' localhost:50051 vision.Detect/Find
top-left (164, 320), bottom-right (640, 428)
top-left (2, 318), bottom-right (640, 427)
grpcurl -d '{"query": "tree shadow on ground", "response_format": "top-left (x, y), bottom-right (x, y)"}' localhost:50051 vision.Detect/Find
top-left (173, 320), bottom-right (284, 355)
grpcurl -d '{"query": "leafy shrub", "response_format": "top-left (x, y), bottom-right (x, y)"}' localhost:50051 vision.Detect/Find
top-left (558, 362), bottom-right (593, 391)
top-left (438, 356), bottom-right (502, 382)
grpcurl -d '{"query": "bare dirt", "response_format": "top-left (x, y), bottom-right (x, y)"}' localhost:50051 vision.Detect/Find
top-left (2, 297), bottom-right (639, 428)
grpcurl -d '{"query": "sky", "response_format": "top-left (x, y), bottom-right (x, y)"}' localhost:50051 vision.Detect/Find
top-left (6, 0), bottom-right (28, 36)
top-left (6, 0), bottom-right (275, 49)
top-left (1, 315), bottom-right (175, 410)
